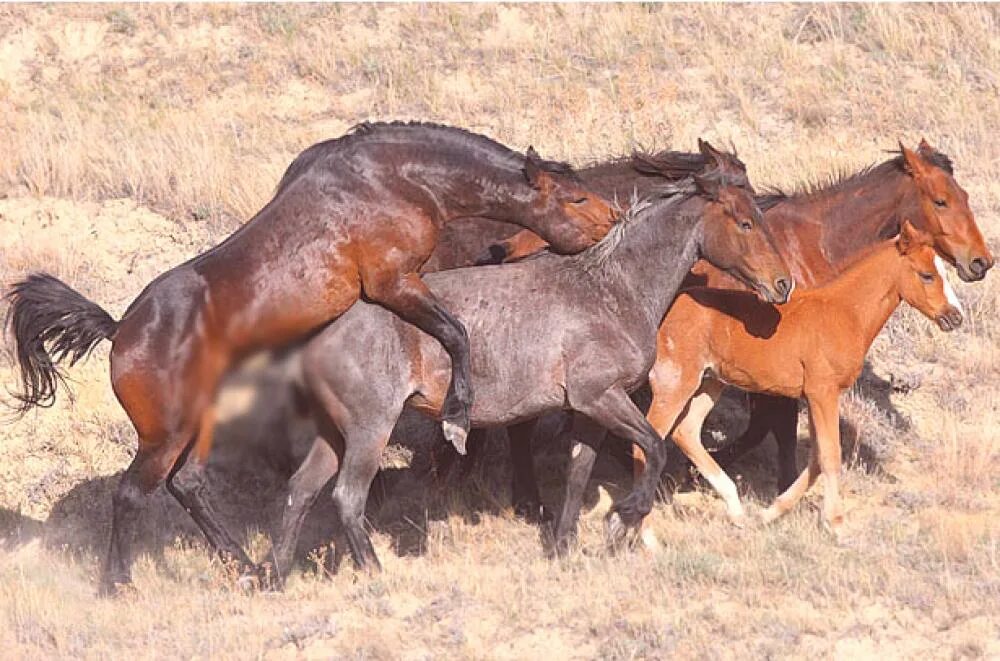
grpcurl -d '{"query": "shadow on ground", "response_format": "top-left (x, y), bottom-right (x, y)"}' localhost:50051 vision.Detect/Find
top-left (15, 350), bottom-right (908, 573)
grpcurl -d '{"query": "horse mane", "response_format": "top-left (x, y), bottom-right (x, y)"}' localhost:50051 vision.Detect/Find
top-left (274, 120), bottom-right (581, 194)
top-left (757, 145), bottom-right (954, 212)
top-left (572, 179), bottom-right (699, 273)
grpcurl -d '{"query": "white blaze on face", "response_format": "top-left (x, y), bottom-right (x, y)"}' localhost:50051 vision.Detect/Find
top-left (934, 255), bottom-right (964, 315)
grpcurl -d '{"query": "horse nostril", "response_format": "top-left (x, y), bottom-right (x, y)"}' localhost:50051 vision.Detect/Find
top-left (970, 257), bottom-right (990, 276)
top-left (774, 277), bottom-right (791, 299)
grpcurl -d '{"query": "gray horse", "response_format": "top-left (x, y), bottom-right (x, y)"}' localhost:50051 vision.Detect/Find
top-left (271, 164), bottom-right (792, 578)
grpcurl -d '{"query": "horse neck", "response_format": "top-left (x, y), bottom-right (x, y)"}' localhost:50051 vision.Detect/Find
top-left (587, 195), bottom-right (703, 329)
top-left (813, 242), bottom-right (903, 349)
top-left (377, 141), bottom-right (537, 223)
top-left (577, 160), bottom-right (661, 202)
top-left (776, 164), bottom-right (909, 266)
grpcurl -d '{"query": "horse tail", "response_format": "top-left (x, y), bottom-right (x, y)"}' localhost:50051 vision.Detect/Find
top-left (4, 273), bottom-right (118, 413)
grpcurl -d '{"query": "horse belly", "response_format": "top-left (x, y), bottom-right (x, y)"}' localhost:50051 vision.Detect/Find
top-left (714, 340), bottom-right (804, 399)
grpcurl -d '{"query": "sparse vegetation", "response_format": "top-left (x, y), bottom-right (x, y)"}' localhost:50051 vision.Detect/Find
top-left (1, 4), bottom-right (998, 658)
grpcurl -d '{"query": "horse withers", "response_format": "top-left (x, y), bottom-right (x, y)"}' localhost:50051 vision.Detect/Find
top-left (4, 122), bottom-right (615, 595)
top-left (270, 157), bottom-right (792, 580)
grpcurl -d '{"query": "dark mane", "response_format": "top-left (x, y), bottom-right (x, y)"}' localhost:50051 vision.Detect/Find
top-left (756, 146), bottom-right (954, 212)
top-left (571, 179), bottom-right (699, 273)
top-left (275, 121), bottom-right (582, 194)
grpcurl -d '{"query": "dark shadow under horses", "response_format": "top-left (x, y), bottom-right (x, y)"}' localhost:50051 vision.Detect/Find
top-left (271, 160), bottom-right (792, 581)
top-left (4, 121), bottom-right (617, 594)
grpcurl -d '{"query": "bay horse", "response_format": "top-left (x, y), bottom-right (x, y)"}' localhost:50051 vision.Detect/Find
top-left (635, 221), bottom-right (961, 536)
top-left (681, 140), bottom-right (992, 493)
top-left (4, 121), bottom-right (616, 594)
top-left (270, 163), bottom-right (792, 579)
top-left (480, 140), bottom-right (992, 518)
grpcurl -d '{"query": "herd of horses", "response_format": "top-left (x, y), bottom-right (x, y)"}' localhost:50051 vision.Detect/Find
top-left (4, 121), bottom-right (993, 595)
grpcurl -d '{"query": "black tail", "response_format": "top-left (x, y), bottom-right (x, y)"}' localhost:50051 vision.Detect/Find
top-left (4, 273), bottom-right (118, 413)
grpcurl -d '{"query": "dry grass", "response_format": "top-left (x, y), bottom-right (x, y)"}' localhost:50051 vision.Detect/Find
top-left (1, 4), bottom-right (999, 658)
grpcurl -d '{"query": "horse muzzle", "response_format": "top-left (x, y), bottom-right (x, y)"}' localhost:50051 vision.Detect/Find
top-left (956, 254), bottom-right (993, 282)
top-left (757, 276), bottom-right (794, 305)
top-left (936, 306), bottom-right (963, 332)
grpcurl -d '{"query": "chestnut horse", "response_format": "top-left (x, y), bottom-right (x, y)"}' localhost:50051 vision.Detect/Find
top-left (4, 122), bottom-right (616, 594)
top-left (269, 162), bottom-right (792, 579)
top-left (682, 140), bottom-right (992, 492)
top-left (638, 221), bottom-right (961, 536)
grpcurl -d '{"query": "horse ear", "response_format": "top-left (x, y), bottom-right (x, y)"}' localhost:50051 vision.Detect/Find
top-left (523, 146), bottom-right (552, 192)
top-left (698, 139), bottom-right (724, 167)
top-left (899, 141), bottom-right (930, 180)
top-left (896, 218), bottom-right (918, 254)
top-left (918, 137), bottom-right (934, 154)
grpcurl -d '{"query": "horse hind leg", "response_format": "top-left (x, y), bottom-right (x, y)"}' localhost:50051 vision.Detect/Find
top-left (271, 434), bottom-right (341, 585)
top-left (167, 434), bottom-right (257, 577)
top-left (667, 379), bottom-right (745, 525)
top-left (361, 270), bottom-right (473, 454)
top-left (331, 422), bottom-right (398, 572)
top-left (101, 428), bottom-right (195, 596)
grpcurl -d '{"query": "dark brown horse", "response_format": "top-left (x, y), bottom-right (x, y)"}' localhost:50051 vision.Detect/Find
top-left (4, 122), bottom-right (617, 594)
top-left (270, 155), bottom-right (793, 580)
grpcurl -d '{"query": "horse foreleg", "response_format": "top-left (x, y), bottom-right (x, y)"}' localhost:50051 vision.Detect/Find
top-left (804, 389), bottom-right (845, 536)
top-left (362, 271), bottom-right (473, 454)
top-left (575, 387), bottom-right (667, 550)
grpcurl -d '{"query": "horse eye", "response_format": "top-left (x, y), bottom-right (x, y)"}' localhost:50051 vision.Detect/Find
top-left (934, 199), bottom-right (947, 208)
top-left (739, 219), bottom-right (753, 231)
top-left (919, 272), bottom-right (935, 284)
top-left (571, 197), bottom-right (589, 205)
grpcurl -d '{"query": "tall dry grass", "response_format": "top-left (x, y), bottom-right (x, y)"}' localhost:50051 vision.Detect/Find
top-left (1, 4), bottom-right (999, 658)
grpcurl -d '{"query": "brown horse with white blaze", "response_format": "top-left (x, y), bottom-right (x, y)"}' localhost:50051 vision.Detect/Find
top-left (3, 122), bottom-right (615, 594)
top-left (643, 220), bottom-right (961, 535)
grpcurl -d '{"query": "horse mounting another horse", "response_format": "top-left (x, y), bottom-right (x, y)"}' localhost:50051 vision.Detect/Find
top-left (4, 122), bottom-right (617, 594)
top-left (268, 149), bottom-right (792, 580)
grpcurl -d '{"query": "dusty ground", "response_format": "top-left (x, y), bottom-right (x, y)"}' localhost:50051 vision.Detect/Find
top-left (1, 4), bottom-right (998, 659)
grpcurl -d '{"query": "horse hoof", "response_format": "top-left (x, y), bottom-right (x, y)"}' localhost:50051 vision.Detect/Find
top-left (728, 511), bottom-right (748, 529)
top-left (98, 579), bottom-right (135, 599)
top-left (605, 511), bottom-right (628, 549)
top-left (760, 505), bottom-right (781, 525)
top-left (442, 421), bottom-right (468, 455)
top-left (640, 527), bottom-right (662, 552)
top-left (514, 501), bottom-right (552, 525)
